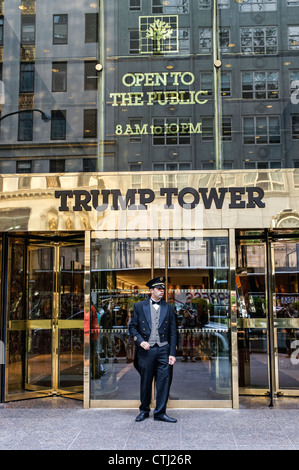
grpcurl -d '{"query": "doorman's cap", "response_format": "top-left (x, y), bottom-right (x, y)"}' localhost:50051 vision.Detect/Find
top-left (146, 276), bottom-right (165, 289)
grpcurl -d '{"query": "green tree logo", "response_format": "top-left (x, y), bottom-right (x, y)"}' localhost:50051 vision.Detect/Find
top-left (146, 18), bottom-right (173, 54)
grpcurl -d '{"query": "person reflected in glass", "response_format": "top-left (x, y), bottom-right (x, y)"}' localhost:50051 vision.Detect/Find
top-left (182, 307), bottom-right (197, 362)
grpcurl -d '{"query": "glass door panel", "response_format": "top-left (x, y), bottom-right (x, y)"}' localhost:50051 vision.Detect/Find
top-left (6, 241), bottom-right (54, 400)
top-left (162, 236), bottom-right (231, 403)
top-left (5, 236), bottom-right (85, 402)
top-left (90, 237), bottom-right (152, 402)
top-left (236, 240), bottom-right (269, 393)
top-left (57, 244), bottom-right (84, 398)
top-left (273, 239), bottom-right (299, 394)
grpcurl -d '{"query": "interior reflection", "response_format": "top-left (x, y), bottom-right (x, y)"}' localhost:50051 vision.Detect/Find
top-left (90, 235), bottom-right (231, 402)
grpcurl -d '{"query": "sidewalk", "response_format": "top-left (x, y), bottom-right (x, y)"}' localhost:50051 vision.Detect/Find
top-left (0, 396), bottom-right (298, 450)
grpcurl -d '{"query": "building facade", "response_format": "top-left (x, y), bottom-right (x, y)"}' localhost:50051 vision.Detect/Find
top-left (0, 0), bottom-right (299, 409)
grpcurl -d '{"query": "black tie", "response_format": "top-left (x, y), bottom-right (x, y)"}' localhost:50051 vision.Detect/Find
top-left (151, 300), bottom-right (160, 305)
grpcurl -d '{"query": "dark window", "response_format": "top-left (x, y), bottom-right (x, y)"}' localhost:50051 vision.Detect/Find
top-left (18, 111), bottom-right (33, 141)
top-left (129, 0), bottom-right (142, 11)
top-left (84, 109), bottom-right (97, 138)
top-left (292, 115), bottom-right (299, 139)
top-left (85, 13), bottom-right (98, 43)
top-left (16, 161), bottom-right (32, 173)
top-left (21, 15), bottom-right (35, 44)
top-left (52, 62), bottom-right (67, 92)
top-left (53, 14), bottom-right (68, 44)
top-left (83, 158), bottom-right (97, 172)
top-left (129, 30), bottom-right (139, 54)
top-left (51, 110), bottom-right (66, 140)
top-left (0, 17), bottom-right (4, 46)
top-left (50, 159), bottom-right (65, 172)
top-left (202, 117), bottom-right (214, 141)
top-left (20, 63), bottom-right (35, 93)
top-left (222, 117), bottom-right (232, 141)
top-left (84, 61), bottom-right (98, 90)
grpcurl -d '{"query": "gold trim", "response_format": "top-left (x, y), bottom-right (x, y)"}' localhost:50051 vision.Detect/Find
top-left (237, 318), bottom-right (268, 329)
top-left (83, 231), bottom-right (91, 409)
top-left (89, 400), bottom-right (232, 409)
top-left (229, 228), bottom-right (239, 409)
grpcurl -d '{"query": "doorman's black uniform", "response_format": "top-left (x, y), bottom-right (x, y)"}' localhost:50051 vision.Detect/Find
top-left (129, 295), bottom-right (177, 416)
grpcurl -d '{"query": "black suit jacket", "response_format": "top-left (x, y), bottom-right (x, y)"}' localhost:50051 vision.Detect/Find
top-left (129, 298), bottom-right (177, 367)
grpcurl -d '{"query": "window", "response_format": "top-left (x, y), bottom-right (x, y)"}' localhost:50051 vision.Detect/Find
top-left (239, 0), bottom-right (277, 11)
top-left (202, 117), bottom-right (214, 141)
top-left (50, 159), bottom-right (65, 173)
top-left (52, 62), bottom-right (67, 92)
top-left (129, 30), bottom-right (139, 54)
top-left (292, 115), bottom-right (299, 139)
top-left (152, 117), bottom-right (191, 145)
top-left (178, 28), bottom-right (190, 55)
top-left (202, 161), bottom-right (215, 170)
top-left (16, 161), bottom-right (32, 173)
top-left (152, 0), bottom-right (189, 14)
top-left (51, 110), bottom-right (66, 140)
top-left (290, 71), bottom-right (299, 103)
top-left (128, 118), bottom-right (143, 142)
top-left (85, 13), bottom-right (98, 43)
top-left (130, 163), bottom-right (142, 171)
top-left (84, 61), bottom-right (98, 90)
top-left (242, 71), bottom-right (279, 99)
top-left (221, 73), bottom-right (231, 96)
top-left (199, 28), bottom-right (230, 53)
top-left (200, 72), bottom-right (213, 96)
top-left (153, 162), bottom-right (191, 170)
top-left (83, 158), bottom-right (97, 172)
top-left (288, 26), bottom-right (299, 50)
top-left (201, 117), bottom-right (231, 141)
top-left (244, 161), bottom-right (281, 169)
top-left (21, 15), bottom-right (35, 45)
top-left (129, 0), bottom-right (142, 11)
top-left (199, 28), bottom-right (212, 53)
top-left (20, 63), bottom-right (35, 93)
top-left (287, 1), bottom-right (299, 5)
top-left (84, 109), bottom-right (97, 138)
top-left (220, 28), bottom-right (230, 52)
top-left (18, 111), bottom-right (33, 141)
top-left (243, 116), bottom-right (280, 144)
top-left (53, 14), bottom-right (68, 44)
top-left (240, 27), bottom-right (278, 54)
top-left (222, 117), bottom-right (232, 141)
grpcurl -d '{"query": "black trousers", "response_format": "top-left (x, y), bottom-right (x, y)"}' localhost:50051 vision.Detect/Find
top-left (137, 344), bottom-right (171, 416)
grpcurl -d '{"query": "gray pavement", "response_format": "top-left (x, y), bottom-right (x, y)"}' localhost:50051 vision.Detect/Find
top-left (0, 396), bottom-right (299, 450)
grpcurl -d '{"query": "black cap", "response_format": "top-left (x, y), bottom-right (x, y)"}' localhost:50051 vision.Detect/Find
top-left (145, 276), bottom-right (165, 289)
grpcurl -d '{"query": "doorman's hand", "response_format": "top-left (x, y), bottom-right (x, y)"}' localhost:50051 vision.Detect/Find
top-left (169, 356), bottom-right (176, 365)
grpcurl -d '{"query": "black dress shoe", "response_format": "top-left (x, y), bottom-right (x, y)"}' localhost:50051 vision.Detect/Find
top-left (135, 411), bottom-right (149, 422)
top-left (154, 413), bottom-right (177, 423)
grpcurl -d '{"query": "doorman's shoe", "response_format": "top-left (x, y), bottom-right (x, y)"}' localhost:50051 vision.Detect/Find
top-left (135, 411), bottom-right (150, 422)
top-left (154, 413), bottom-right (177, 423)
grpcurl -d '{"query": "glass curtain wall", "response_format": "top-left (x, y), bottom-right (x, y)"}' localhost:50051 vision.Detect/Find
top-left (0, 1), bottom-right (296, 172)
top-left (219, 0), bottom-right (299, 171)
